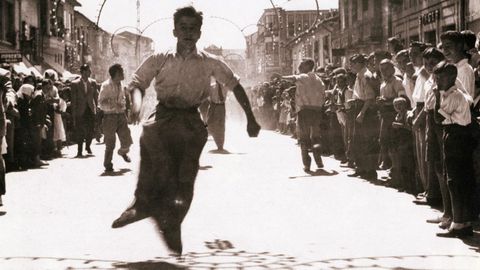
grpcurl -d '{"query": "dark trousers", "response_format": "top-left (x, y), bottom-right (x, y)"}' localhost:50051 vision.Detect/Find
top-left (206, 103), bottom-right (226, 149)
top-left (132, 104), bottom-right (208, 232)
top-left (389, 129), bottom-right (416, 192)
top-left (345, 110), bottom-right (355, 162)
top-left (426, 111), bottom-right (447, 213)
top-left (75, 109), bottom-right (95, 154)
top-left (413, 104), bottom-right (428, 194)
top-left (443, 124), bottom-right (476, 223)
top-left (352, 102), bottom-right (379, 172)
top-left (14, 127), bottom-right (32, 167)
top-left (0, 152), bottom-right (4, 195)
top-left (297, 108), bottom-right (323, 169)
top-left (379, 107), bottom-right (396, 168)
top-left (102, 113), bottom-right (132, 169)
top-left (328, 112), bottom-right (345, 159)
top-left (31, 125), bottom-right (43, 157)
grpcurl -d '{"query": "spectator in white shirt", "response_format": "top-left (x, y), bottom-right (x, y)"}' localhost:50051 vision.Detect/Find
top-left (433, 62), bottom-right (475, 239)
top-left (440, 31), bottom-right (475, 98)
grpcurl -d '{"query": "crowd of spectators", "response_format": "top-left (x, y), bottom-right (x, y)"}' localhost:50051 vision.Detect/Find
top-left (249, 30), bottom-right (480, 238)
top-left (0, 65), bottom-right (103, 174)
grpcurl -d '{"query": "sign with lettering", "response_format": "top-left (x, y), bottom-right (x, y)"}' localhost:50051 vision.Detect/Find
top-left (0, 51), bottom-right (22, 63)
top-left (419, 10), bottom-right (440, 25)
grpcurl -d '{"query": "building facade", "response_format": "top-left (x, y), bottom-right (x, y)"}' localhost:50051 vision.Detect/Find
top-left (247, 7), bottom-right (326, 80)
top-left (392, 0), bottom-right (468, 46)
top-left (337, 0), bottom-right (394, 62)
top-left (73, 10), bottom-right (115, 81)
top-left (288, 11), bottom-right (339, 73)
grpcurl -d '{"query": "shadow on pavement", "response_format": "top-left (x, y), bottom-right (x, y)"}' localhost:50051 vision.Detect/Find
top-left (113, 261), bottom-right (185, 269)
top-left (199, 165), bottom-right (213, 170)
top-left (289, 169), bottom-right (339, 179)
top-left (208, 149), bottom-right (247, 155)
top-left (461, 224), bottom-right (480, 253)
top-left (1, 253), bottom-right (480, 269)
top-left (100, 168), bottom-right (132, 177)
top-left (70, 155), bottom-right (95, 160)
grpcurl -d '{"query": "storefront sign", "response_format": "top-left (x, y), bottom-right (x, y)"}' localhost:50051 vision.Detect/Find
top-left (420, 10), bottom-right (440, 25)
top-left (0, 51), bottom-right (22, 63)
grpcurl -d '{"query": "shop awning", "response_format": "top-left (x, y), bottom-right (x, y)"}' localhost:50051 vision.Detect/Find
top-left (13, 62), bottom-right (31, 76)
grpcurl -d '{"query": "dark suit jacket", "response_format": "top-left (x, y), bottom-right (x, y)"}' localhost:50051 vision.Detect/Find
top-left (71, 78), bottom-right (98, 119)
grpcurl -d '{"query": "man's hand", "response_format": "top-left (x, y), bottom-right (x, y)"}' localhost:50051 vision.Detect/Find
top-left (356, 111), bottom-right (364, 123)
top-left (130, 88), bottom-right (143, 125)
top-left (247, 118), bottom-right (261, 137)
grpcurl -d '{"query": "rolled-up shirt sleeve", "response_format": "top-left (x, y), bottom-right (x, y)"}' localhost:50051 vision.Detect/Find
top-left (128, 53), bottom-right (165, 94)
top-left (209, 57), bottom-right (239, 91)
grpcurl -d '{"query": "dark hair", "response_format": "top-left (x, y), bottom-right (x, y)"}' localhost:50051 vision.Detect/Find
top-left (316, 67), bottom-right (325, 73)
top-left (461, 30), bottom-right (477, 50)
top-left (302, 59), bottom-right (315, 71)
top-left (433, 61), bottom-right (457, 78)
top-left (395, 49), bottom-right (410, 60)
top-left (22, 75), bottom-right (35, 85)
top-left (174, 6), bottom-right (203, 27)
top-left (41, 78), bottom-right (52, 87)
top-left (374, 50), bottom-right (392, 61)
top-left (410, 41), bottom-right (428, 53)
top-left (108, 63), bottom-right (123, 78)
top-left (80, 64), bottom-right (90, 72)
top-left (387, 37), bottom-right (404, 53)
top-left (379, 59), bottom-right (394, 67)
top-left (332, 67), bottom-right (347, 75)
top-left (422, 47), bottom-right (445, 61)
top-left (440, 31), bottom-right (464, 45)
top-left (350, 54), bottom-right (367, 64)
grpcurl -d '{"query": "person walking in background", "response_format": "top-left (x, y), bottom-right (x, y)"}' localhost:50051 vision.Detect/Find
top-left (278, 58), bottom-right (325, 173)
top-left (206, 79), bottom-right (228, 153)
top-left (98, 64), bottom-right (132, 173)
top-left (71, 64), bottom-right (98, 158)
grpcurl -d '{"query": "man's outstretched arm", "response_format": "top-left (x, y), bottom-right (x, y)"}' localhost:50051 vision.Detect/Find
top-left (232, 83), bottom-right (261, 137)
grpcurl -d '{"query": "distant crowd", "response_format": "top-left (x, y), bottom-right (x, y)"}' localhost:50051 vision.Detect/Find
top-left (248, 30), bottom-right (480, 238)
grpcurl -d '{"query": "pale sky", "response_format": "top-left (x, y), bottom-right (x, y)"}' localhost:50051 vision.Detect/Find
top-left (76, 0), bottom-right (338, 51)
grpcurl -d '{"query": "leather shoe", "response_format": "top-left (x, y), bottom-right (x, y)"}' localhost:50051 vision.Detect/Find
top-left (111, 208), bottom-right (149, 228)
top-left (86, 147), bottom-right (92, 155)
top-left (316, 161), bottom-right (324, 169)
top-left (120, 154), bottom-right (131, 163)
top-left (303, 167), bottom-right (312, 174)
top-left (162, 226), bottom-right (183, 255)
top-left (348, 171), bottom-right (364, 177)
top-left (436, 227), bottom-right (473, 238)
top-left (427, 216), bottom-right (446, 224)
top-left (438, 219), bottom-right (452, 230)
top-left (364, 170), bottom-right (377, 181)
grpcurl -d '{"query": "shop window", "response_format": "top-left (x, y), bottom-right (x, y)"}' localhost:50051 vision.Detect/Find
top-left (442, 24), bottom-right (456, 32)
top-left (288, 15), bottom-right (295, 37)
top-left (0, 0), bottom-right (16, 44)
top-left (424, 30), bottom-right (436, 44)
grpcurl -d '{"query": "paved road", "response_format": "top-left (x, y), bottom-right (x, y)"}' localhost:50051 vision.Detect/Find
top-left (1, 122), bottom-right (479, 269)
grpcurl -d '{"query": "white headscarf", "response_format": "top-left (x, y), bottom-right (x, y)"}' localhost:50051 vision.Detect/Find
top-left (17, 84), bottom-right (35, 99)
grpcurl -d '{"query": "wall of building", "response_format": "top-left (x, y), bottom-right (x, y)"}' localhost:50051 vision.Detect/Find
top-left (467, 0), bottom-right (480, 34)
top-left (392, 0), bottom-right (464, 45)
